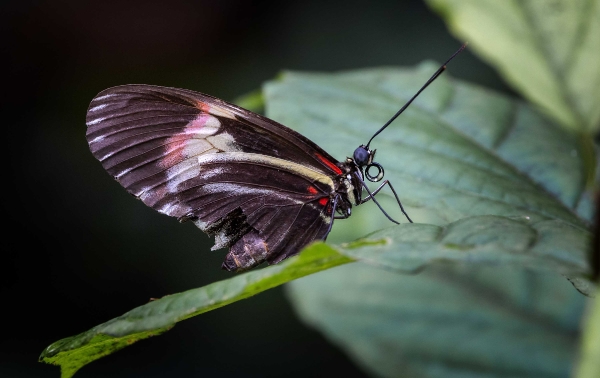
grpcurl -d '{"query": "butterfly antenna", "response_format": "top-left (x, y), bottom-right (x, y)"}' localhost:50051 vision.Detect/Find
top-left (365, 43), bottom-right (467, 148)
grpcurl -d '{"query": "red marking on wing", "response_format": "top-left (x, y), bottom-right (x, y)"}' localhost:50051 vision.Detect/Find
top-left (307, 186), bottom-right (318, 194)
top-left (315, 153), bottom-right (342, 175)
top-left (318, 198), bottom-right (329, 206)
top-left (197, 101), bottom-right (211, 113)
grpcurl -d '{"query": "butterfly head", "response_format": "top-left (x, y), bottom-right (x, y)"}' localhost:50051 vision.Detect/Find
top-left (353, 145), bottom-right (372, 166)
top-left (352, 145), bottom-right (384, 182)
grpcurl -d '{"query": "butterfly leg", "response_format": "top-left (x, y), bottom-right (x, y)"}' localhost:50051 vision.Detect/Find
top-left (334, 208), bottom-right (351, 220)
top-left (332, 193), bottom-right (352, 220)
top-left (359, 179), bottom-right (413, 223)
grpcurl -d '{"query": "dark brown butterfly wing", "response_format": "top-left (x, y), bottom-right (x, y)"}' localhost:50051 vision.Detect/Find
top-left (86, 85), bottom-right (341, 271)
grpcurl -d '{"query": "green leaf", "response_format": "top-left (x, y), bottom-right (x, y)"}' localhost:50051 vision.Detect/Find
top-left (263, 66), bottom-right (596, 376)
top-left (575, 288), bottom-right (600, 378)
top-left (425, 0), bottom-right (600, 133)
top-left (39, 244), bottom-right (353, 377)
top-left (286, 262), bottom-right (587, 378)
top-left (40, 329), bottom-right (170, 378)
top-left (337, 215), bottom-right (593, 295)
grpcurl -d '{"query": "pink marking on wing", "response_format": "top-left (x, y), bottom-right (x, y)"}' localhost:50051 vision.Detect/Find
top-left (185, 113), bottom-right (212, 134)
top-left (158, 113), bottom-right (211, 169)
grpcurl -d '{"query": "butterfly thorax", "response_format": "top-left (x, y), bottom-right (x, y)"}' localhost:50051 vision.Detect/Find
top-left (332, 159), bottom-right (364, 218)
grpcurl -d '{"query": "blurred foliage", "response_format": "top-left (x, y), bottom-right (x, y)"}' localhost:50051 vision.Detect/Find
top-left (575, 289), bottom-right (600, 378)
top-left (426, 0), bottom-right (600, 134)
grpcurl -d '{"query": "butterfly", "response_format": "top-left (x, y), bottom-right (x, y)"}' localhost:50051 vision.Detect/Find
top-left (86, 44), bottom-right (466, 272)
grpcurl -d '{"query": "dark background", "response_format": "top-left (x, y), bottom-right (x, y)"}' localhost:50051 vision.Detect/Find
top-left (3, 1), bottom-right (514, 377)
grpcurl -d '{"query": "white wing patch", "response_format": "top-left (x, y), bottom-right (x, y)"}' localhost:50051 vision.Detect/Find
top-left (196, 152), bottom-right (335, 189)
top-left (165, 158), bottom-right (205, 194)
top-left (155, 111), bottom-right (246, 196)
top-left (202, 182), bottom-right (279, 196)
top-left (159, 113), bottom-right (220, 169)
top-left (206, 132), bottom-right (239, 152)
top-left (158, 113), bottom-right (241, 172)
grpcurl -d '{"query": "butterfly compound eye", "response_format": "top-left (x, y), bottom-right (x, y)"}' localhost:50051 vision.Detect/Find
top-left (353, 146), bottom-right (370, 166)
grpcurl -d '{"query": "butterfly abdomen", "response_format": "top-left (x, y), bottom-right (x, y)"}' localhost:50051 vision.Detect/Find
top-left (221, 229), bottom-right (269, 272)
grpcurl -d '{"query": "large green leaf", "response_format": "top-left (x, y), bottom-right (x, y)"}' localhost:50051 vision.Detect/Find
top-left (425, 0), bottom-right (600, 133)
top-left (263, 65), bottom-right (596, 377)
top-left (287, 262), bottom-right (587, 378)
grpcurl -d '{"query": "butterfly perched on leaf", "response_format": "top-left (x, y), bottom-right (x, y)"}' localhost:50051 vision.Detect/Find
top-left (85, 45), bottom-right (466, 272)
